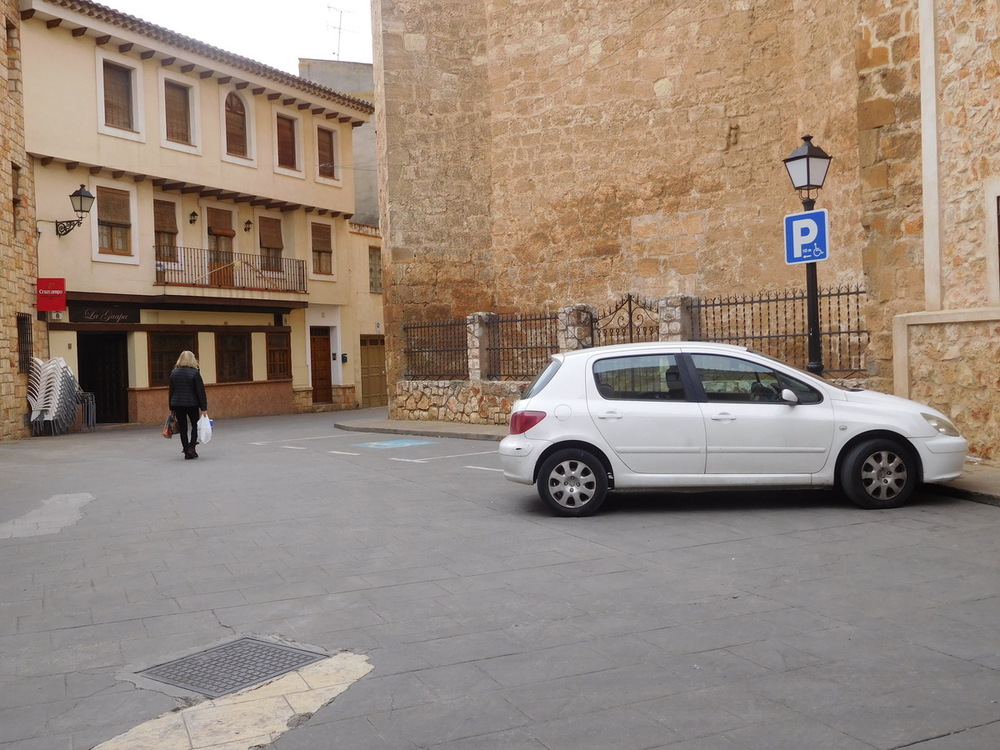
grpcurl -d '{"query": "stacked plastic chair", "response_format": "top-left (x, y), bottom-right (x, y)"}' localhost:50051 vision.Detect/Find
top-left (27, 357), bottom-right (88, 436)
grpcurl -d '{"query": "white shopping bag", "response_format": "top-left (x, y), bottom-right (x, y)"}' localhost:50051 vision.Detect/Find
top-left (197, 414), bottom-right (213, 444)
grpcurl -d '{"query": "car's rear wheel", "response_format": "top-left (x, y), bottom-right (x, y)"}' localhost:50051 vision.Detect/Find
top-left (537, 449), bottom-right (608, 517)
top-left (839, 438), bottom-right (917, 509)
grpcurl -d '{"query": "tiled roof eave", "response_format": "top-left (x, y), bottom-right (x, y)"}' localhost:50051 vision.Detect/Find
top-left (22, 0), bottom-right (375, 118)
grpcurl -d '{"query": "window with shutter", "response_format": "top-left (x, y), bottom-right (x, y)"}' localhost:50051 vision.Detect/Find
top-left (149, 334), bottom-right (197, 387)
top-left (97, 187), bottom-right (132, 255)
top-left (103, 61), bottom-right (133, 130)
top-left (207, 208), bottom-right (236, 237)
top-left (267, 332), bottom-right (291, 380)
top-left (276, 115), bottom-right (297, 170)
top-left (369, 246), bottom-right (383, 293)
top-left (317, 127), bottom-right (336, 179)
top-left (154, 199), bottom-right (179, 262)
top-left (258, 217), bottom-right (284, 272)
top-left (311, 223), bottom-right (333, 275)
top-left (225, 93), bottom-right (248, 157)
top-left (164, 81), bottom-right (191, 144)
top-left (216, 332), bottom-right (251, 383)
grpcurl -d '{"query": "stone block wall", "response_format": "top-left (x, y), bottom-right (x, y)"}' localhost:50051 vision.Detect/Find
top-left (392, 380), bottom-right (522, 425)
top-left (376, 0), bottom-right (867, 387)
top-left (0, 5), bottom-right (41, 441)
top-left (905, 318), bottom-right (1000, 460)
top-left (855, 0), bottom-right (924, 392)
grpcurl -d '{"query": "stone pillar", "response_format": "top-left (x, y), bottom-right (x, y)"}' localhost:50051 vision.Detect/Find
top-left (659, 296), bottom-right (696, 341)
top-left (467, 312), bottom-right (494, 381)
top-left (558, 304), bottom-right (596, 351)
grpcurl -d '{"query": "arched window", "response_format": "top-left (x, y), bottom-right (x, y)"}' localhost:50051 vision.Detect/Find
top-left (225, 92), bottom-right (247, 157)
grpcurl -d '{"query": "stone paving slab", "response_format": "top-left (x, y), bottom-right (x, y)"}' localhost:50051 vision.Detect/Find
top-left (1, 409), bottom-right (1000, 750)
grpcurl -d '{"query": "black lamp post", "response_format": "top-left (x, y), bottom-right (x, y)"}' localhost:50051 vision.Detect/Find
top-left (783, 135), bottom-right (832, 374)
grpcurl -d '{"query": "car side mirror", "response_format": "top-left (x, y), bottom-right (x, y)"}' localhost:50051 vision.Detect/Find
top-left (780, 388), bottom-right (799, 404)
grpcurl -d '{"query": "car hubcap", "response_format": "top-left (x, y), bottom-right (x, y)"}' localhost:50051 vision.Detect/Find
top-left (860, 450), bottom-right (907, 500)
top-left (547, 459), bottom-right (597, 508)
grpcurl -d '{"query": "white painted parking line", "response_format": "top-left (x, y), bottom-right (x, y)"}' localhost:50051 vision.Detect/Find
top-left (282, 446), bottom-right (307, 450)
top-left (464, 466), bottom-right (504, 472)
top-left (328, 450), bottom-right (360, 456)
top-left (250, 435), bottom-right (357, 446)
top-left (388, 449), bottom-right (497, 465)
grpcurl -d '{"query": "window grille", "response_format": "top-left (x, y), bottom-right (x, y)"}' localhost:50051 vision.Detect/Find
top-left (17, 312), bottom-right (32, 374)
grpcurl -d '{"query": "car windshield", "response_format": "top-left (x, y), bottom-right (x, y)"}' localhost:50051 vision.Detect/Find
top-left (522, 358), bottom-right (562, 399)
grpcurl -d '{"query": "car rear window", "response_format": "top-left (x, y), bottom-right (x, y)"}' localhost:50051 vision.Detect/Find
top-left (522, 359), bottom-right (561, 399)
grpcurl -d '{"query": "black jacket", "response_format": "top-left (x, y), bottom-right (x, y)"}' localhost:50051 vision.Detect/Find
top-left (169, 366), bottom-right (208, 411)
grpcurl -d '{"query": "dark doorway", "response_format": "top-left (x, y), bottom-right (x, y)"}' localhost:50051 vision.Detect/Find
top-left (77, 332), bottom-right (129, 423)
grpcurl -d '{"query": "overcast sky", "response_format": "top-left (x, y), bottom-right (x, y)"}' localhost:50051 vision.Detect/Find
top-left (101, 0), bottom-right (375, 73)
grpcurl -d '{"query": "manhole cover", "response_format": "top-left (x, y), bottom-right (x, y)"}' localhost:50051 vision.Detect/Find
top-left (138, 637), bottom-right (327, 698)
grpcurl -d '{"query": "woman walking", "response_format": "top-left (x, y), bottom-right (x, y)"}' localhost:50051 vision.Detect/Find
top-left (168, 351), bottom-right (208, 460)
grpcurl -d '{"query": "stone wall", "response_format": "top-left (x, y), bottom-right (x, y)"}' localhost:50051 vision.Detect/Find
top-left (935, 0), bottom-right (1000, 310)
top-left (0, 5), bottom-right (41, 441)
top-left (375, 0), bottom-right (1000, 459)
top-left (903, 316), bottom-right (1000, 460)
top-left (376, 0), bottom-right (867, 385)
top-left (393, 380), bottom-right (522, 425)
top-left (855, 0), bottom-right (925, 392)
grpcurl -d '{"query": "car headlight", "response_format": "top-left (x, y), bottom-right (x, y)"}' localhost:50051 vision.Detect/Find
top-left (922, 413), bottom-right (961, 437)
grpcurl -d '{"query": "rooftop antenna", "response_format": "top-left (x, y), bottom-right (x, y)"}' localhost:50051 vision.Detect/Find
top-left (327, 5), bottom-right (344, 60)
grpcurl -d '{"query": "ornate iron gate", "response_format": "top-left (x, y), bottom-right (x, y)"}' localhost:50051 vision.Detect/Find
top-left (592, 294), bottom-right (660, 346)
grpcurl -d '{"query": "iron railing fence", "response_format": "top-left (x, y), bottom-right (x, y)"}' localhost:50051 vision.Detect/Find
top-left (690, 284), bottom-right (869, 376)
top-left (401, 286), bottom-right (869, 381)
top-left (154, 246), bottom-right (307, 293)
top-left (403, 318), bottom-right (469, 379)
top-left (592, 294), bottom-right (660, 346)
top-left (486, 312), bottom-right (560, 380)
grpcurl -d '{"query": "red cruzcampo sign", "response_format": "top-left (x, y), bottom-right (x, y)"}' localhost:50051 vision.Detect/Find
top-left (37, 278), bottom-right (66, 312)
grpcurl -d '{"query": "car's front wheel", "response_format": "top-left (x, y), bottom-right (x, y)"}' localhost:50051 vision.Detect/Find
top-left (838, 438), bottom-right (917, 509)
top-left (537, 449), bottom-right (608, 517)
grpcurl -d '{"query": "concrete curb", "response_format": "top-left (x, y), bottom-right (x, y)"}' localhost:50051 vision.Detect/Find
top-left (333, 419), bottom-right (507, 442)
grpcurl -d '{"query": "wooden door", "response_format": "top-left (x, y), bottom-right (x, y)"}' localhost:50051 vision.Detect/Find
top-left (360, 335), bottom-right (388, 407)
top-left (208, 234), bottom-right (235, 287)
top-left (310, 327), bottom-right (332, 403)
top-left (207, 208), bottom-right (235, 287)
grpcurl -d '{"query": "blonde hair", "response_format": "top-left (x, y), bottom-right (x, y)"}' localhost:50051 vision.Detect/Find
top-left (174, 350), bottom-right (200, 369)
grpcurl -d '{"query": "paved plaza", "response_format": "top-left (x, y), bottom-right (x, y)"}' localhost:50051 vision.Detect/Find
top-left (2, 409), bottom-right (999, 750)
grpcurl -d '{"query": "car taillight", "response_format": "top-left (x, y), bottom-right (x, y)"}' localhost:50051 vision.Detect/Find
top-left (509, 410), bottom-right (546, 435)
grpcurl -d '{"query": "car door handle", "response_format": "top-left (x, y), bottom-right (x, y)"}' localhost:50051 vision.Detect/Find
top-left (597, 411), bottom-right (624, 420)
top-left (710, 412), bottom-right (736, 422)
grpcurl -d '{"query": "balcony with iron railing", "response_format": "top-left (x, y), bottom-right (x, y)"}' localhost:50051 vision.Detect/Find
top-left (154, 245), bottom-right (308, 294)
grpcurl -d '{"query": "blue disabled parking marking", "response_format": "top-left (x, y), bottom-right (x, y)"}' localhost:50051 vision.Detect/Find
top-left (352, 439), bottom-right (437, 449)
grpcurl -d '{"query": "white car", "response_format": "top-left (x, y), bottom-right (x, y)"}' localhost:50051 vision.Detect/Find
top-left (499, 342), bottom-right (968, 516)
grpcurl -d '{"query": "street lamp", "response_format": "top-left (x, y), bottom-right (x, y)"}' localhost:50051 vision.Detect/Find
top-left (54, 185), bottom-right (96, 237)
top-left (783, 135), bottom-right (832, 374)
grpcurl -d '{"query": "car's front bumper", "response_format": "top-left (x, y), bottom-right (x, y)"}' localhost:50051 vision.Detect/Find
top-left (917, 434), bottom-right (969, 483)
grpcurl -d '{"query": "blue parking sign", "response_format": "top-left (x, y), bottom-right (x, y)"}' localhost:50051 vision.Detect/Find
top-left (784, 209), bottom-right (829, 264)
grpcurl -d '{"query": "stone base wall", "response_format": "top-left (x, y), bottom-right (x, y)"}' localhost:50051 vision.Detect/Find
top-left (391, 380), bottom-right (524, 425)
top-left (903, 317), bottom-right (1000, 461)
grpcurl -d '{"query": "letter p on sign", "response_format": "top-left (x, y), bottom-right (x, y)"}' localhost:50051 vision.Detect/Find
top-left (783, 208), bottom-right (829, 265)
